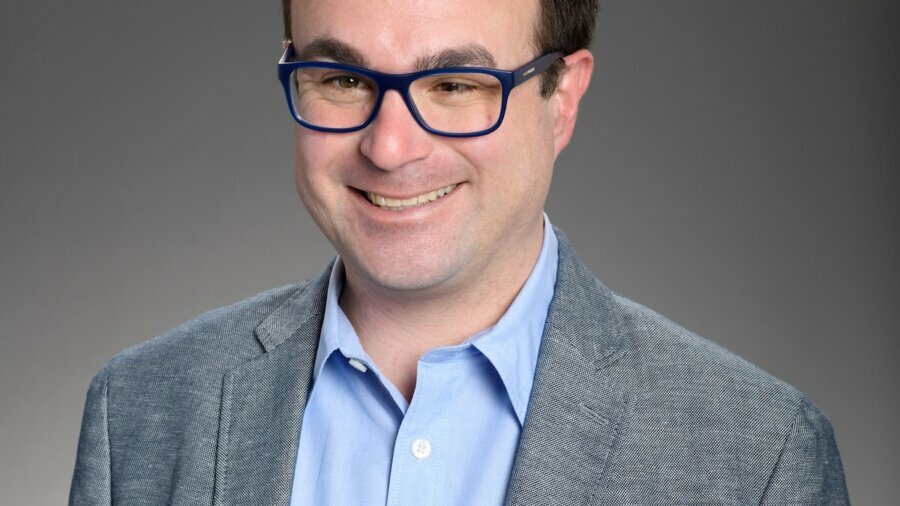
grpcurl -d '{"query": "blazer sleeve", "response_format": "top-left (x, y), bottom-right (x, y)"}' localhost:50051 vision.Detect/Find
top-left (759, 396), bottom-right (850, 505)
top-left (69, 367), bottom-right (113, 506)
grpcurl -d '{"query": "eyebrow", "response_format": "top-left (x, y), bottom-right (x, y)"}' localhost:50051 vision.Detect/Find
top-left (295, 37), bottom-right (497, 71)
top-left (295, 37), bottom-right (370, 67)
top-left (414, 45), bottom-right (496, 71)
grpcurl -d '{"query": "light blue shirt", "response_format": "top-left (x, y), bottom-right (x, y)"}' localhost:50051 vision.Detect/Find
top-left (290, 216), bottom-right (558, 506)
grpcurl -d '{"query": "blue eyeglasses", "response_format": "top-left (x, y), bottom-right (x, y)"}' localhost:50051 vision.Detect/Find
top-left (278, 43), bottom-right (564, 138)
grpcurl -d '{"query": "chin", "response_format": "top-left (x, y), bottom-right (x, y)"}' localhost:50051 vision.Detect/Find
top-left (346, 244), bottom-right (469, 294)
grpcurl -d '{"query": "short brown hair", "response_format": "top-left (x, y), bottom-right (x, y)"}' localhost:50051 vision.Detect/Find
top-left (281, 0), bottom-right (598, 97)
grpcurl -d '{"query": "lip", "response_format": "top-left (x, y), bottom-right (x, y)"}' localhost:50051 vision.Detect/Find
top-left (353, 183), bottom-right (461, 202)
top-left (348, 182), bottom-right (463, 220)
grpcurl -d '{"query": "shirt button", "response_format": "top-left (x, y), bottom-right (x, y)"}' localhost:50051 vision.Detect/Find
top-left (411, 438), bottom-right (432, 460)
top-left (347, 358), bottom-right (368, 373)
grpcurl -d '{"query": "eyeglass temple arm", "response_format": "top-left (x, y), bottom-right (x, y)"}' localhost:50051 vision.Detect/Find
top-left (512, 52), bottom-right (565, 87)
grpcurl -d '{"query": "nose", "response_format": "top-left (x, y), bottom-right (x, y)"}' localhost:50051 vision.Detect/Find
top-left (359, 90), bottom-right (433, 171)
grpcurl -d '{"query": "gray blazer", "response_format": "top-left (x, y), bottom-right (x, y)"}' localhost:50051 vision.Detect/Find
top-left (70, 229), bottom-right (849, 505)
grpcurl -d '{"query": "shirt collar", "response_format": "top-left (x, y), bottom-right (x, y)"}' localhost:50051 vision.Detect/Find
top-left (312, 258), bottom-right (365, 383)
top-left (313, 214), bottom-right (559, 425)
top-left (469, 214), bottom-right (557, 424)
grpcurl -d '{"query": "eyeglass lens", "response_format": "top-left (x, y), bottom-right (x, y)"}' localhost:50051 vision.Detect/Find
top-left (289, 67), bottom-right (503, 134)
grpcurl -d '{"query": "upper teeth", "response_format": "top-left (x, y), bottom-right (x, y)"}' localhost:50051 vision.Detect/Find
top-left (366, 184), bottom-right (458, 210)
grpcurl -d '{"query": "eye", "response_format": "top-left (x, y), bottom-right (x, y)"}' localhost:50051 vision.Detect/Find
top-left (436, 81), bottom-right (475, 93)
top-left (326, 75), bottom-right (362, 89)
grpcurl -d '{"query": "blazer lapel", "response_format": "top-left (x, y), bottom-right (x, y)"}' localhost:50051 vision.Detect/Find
top-left (207, 233), bottom-right (629, 505)
top-left (505, 229), bottom-right (632, 506)
top-left (213, 265), bottom-right (331, 506)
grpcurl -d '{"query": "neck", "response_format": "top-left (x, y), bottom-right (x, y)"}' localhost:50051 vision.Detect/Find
top-left (339, 222), bottom-right (545, 401)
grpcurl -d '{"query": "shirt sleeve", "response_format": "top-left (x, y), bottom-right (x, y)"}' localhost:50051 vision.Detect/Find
top-left (759, 396), bottom-right (850, 505)
top-left (69, 366), bottom-right (113, 506)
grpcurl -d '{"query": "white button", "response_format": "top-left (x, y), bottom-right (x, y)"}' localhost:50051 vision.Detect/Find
top-left (347, 358), bottom-right (368, 373)
top-left (411, 438), bottom-right (432, 460)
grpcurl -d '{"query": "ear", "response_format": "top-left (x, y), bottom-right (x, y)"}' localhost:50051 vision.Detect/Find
top-left (551, 49), bottom-right (594, 157)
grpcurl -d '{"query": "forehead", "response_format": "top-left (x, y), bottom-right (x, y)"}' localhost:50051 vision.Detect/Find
top-left (290, 0), bottom-right (539, 71)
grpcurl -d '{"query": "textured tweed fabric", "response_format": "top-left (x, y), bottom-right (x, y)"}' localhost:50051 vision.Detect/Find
top-left (70, 228), bottom-right (849, 505)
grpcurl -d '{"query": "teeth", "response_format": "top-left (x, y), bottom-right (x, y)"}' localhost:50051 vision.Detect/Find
top-left (366, 184), bottom-right (457, 210)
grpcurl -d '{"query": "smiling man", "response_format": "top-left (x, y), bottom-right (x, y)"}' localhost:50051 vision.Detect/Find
top-left (70, 0), bottom-right (849, 505)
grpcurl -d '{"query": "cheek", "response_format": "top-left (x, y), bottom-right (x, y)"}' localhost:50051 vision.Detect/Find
top-left (293, 129), bottom-right (351, 198)
top-left (483, 98), bottom-right (556, 188)
top-left (292, 129), bottom-right (350, 224)
top-left (516, 101), bottom-right (557, 185)
top-left (496, 114), bottom-right (555, 219)
top-left (293, 138), bottom-right (313, 180)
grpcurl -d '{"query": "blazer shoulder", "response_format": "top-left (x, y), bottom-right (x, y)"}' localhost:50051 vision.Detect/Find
top-left (605, 294), bottom-right (847, 501)
top-left (103, 282), bottom-right (308, 380)
top-left (610, 293), bottom-right (806, 420)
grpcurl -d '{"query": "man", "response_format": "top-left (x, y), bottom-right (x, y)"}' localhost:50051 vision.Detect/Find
top-left (70, 0), bottom-right (849, 504)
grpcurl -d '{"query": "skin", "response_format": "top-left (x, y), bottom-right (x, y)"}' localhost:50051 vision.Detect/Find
top-left (291, 0), bottom-right (593, 400)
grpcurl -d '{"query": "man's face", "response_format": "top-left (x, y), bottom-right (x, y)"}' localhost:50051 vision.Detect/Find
top-left (291, 0), bottom-right (564, 296)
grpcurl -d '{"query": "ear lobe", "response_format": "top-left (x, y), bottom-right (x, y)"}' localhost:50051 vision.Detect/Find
top-left (552, 49), bottom-right (594, 157)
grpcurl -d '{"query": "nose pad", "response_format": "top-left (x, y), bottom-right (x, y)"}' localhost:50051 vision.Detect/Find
top-left (359, 90), bottom-right (433, 171)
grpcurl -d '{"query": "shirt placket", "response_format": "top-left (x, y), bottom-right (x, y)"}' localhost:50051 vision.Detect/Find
top-left (384, 359), bottom-right (460, 506)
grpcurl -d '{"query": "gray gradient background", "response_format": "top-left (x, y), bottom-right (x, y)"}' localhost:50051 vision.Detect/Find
top-left (1, 0), bottom-right (897, 504)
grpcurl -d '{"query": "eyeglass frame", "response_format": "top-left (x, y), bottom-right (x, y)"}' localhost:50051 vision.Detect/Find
top-left (277, 42), bottom-right (565, 138)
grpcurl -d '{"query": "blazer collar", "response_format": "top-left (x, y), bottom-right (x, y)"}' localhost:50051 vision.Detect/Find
top-left (504, 227), bottom-right (631, 506)
top-left (212, 230), bottom-right (630, 505)
top-left (213, 263), bottom-right (332, 506)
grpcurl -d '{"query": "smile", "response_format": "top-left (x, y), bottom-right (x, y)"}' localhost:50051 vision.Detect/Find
top-left (365, 184), bottom-right (458, 211)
